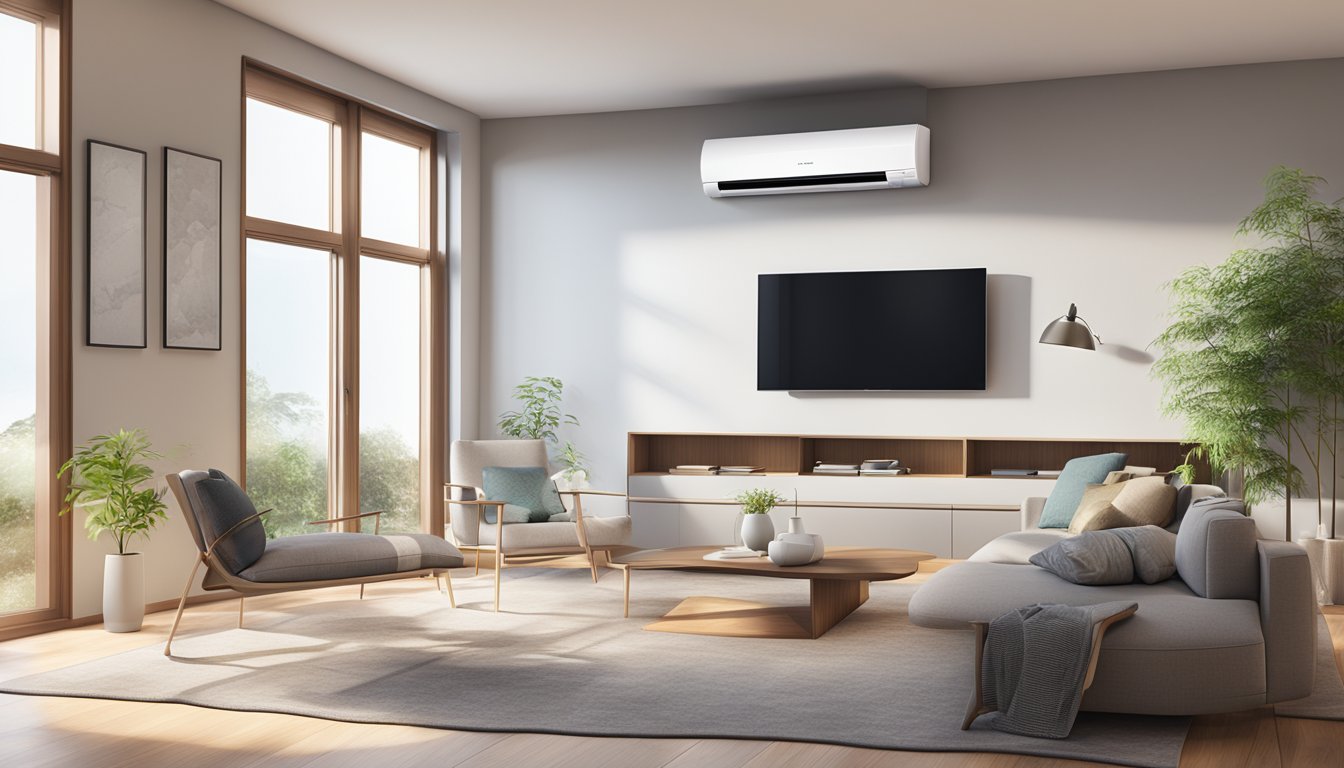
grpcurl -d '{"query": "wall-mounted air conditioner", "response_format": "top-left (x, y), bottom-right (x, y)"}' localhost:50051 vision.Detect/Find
top-left (700, 124), bottom-right (929, 198)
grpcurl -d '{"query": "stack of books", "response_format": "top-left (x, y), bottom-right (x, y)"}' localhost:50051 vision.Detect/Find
top-left (990, 469), bottom-right (1038, 476)
top-left (718, 466), bottom-right (765, 475)
top-left (813, 462), bottom-right (860, 476)
top-left (860, 459), bottom-right (910, 476)
top-left (669, 465), bottom-right (719, 475)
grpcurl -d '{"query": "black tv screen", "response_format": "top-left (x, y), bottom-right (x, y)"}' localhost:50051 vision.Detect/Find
top-left (758, 267), bottom-right (986, 391)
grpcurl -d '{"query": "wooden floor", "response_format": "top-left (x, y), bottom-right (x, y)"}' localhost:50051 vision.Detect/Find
top-left (0, 558), bottom-right (1341, 768)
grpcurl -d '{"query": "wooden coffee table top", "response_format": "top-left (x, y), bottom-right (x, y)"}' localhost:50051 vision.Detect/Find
top-left (612, 545), bottom-right (934, 582)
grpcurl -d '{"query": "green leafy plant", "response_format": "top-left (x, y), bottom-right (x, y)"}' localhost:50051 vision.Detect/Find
top-left (735, 488), bottom-right (781, 515)
top-left (557, 441), bottom-right (588, 478)
top-left (497, 376), bottom-right (577, 445)
top-left (1153, 167), bottom-right (1344, 539)
top-left (57, 429), bottom-right (168, 555)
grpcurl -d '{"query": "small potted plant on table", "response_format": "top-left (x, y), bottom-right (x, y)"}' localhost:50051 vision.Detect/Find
top-left (736, 488), bottom-right (780, 552)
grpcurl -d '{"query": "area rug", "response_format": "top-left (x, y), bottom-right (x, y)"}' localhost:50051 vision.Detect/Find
top-left (1273, 614), bottom-right (1344, 720)
top-left (0, 569), bottom-right (1191, 768)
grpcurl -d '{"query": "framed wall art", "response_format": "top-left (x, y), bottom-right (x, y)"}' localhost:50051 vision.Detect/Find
top-left (162, 147), bottom-right (222, 350)
top-left (86, 139), bottom-right (147, 348)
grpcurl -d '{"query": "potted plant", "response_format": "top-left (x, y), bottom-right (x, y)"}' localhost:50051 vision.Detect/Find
top-left (736, 488), bottom-right (781, 551)
top-left (1154, 168), bottom-right (1344, 547)
top-left (58, 428), bottom-right (168, 632)
top-left (552, 441), bottom-right (590, 491)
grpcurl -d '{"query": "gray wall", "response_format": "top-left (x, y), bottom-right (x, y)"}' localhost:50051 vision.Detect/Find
top-left (70, 0), bottom-right (481, 617)
top-left (480, 58), bottom-right (1344, 530)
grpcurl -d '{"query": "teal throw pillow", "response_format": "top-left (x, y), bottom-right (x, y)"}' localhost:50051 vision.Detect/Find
top-left (481, 466), bottom-right (566, 523)
top-left (1037, 452), bottom-right (1128, 529)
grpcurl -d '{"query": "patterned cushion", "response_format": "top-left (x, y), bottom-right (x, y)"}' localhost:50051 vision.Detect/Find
top-left (481, 466), bottom-right (566, 523)
top-left (1037, 453), bottom-right (1128, 529)
top-left (194, 469), bottom-right (267, 574)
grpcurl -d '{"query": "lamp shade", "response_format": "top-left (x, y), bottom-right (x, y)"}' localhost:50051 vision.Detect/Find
top-left (1039, 303), bottom-right (1098, 350)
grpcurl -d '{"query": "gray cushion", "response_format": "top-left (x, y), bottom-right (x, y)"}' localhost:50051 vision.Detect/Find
top-left (1038, 453), bottom-right (1128, 529)
top-left (908, 561), bottom-right (1266, 715)
top-left (194, 469), bottom-right (266, 574)
top-left (481, 465), bottom-right (565, 523)
top-left (238, 532), bottom-right (463, 583)
top-left (1111, 525), bottom-right (1178, 584)
top-left (1030, 531), bottom-right (1135, 585)
top-left (1175, 498), bottom-right (1257, 599)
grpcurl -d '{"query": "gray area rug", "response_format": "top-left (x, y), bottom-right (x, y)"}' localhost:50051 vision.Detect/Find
top-left (0, 569), bottom-right (1191, 768)
top-left (1274, 614), bottom-right (1344, 720)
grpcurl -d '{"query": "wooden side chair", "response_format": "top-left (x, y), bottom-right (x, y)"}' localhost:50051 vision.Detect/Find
top-left (445, 439), bottom-right (632, 611)
top-left (164, 469), bottom-right (463, 657)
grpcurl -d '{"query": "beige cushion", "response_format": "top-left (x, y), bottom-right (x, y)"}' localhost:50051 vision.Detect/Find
top-left (1123, 465), bottom-right (1158, 477)
top-left (1068, 482), bottom-right (1129, 533)
top-left (1102, 470), bottom-right (1134, 485)
top-left (1073, 502), bottom-right (1135, 532)
top-left (1112, 476), bottom-right (1177, 528)
top-left (479, 515), bottom-right (632, 552)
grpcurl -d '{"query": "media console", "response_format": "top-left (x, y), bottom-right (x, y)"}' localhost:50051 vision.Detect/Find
top-left (625, 432), bottom-right (1207, 558)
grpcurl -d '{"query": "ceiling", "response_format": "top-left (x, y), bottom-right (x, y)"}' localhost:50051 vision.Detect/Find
top-left (214, 0), bottom-right (1344, 119)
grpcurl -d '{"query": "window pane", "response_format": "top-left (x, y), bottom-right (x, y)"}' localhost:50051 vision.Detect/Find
top-left (359, 256), bottom-right (421, 532)
top-left (0, 170), bottom-right (38, 614)
top-left (360, 132), bottom-right (420, 246)
top-left (246, 239), bottom-right (332, 536)
top-left (0, 11), bottom-right (38, 149)
top-left (246, 98), bottom-right (332, 230)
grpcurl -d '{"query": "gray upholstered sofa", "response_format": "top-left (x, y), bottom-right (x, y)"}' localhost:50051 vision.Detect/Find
top-left (908, 486), bottom-right (1317, 716)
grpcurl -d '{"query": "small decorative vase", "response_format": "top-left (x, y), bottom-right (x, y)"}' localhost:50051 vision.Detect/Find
top-left (741, 513), bottom-right (775, 552)
top-left (103, 552), bottom-right (145, 633)
top-left (1297, 537), bottom-right (1330, 605)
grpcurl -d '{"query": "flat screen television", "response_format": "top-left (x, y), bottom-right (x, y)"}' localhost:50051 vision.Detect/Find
top-left (758, 267), bottom-right (986, 391)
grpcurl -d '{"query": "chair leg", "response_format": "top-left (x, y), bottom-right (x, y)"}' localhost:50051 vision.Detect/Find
top-left (164, 557), bottom-right (204, 657)
top-left (494, 552), bottom-right (502, 612)
top-left (359, 584), bottom-right (366, 600)
top-left (443, 572), bottom-right (456, 608)
top-left (238, 596), bottom-right (245, 628)
top-left (587, 548), bottom-right (600, 583)
top-left (474, 551), bottom-right (481, 576)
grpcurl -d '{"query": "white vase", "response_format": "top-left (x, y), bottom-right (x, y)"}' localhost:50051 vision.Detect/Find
top-left (1297, 537), bottom-right (1329, 605)
top-left (741, 514), bottom-right (775, 552)
top-left (103, 552), bottom-right (145, 633)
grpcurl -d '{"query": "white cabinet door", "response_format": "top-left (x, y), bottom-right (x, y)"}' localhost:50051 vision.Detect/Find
top-left (680, 504), bottom-right (751, 547)
top-left (796, 507), bottom-right (952, 557)
top-left (951, 508), bottom-right (1020, 559)
top-left (628, 503), bottom-right (680, 549)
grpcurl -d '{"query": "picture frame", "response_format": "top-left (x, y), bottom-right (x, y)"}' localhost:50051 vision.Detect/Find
top-left (86, 139), bottom-right (148, 348)
top-left (162, 147), bottom-right (222, 350)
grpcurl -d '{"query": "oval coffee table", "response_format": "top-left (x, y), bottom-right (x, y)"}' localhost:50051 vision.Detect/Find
top-left (612, 545), bottom-right (934, 639)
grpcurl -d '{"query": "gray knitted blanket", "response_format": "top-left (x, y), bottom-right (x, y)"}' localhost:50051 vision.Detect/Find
top-left (981, 601), bottom-right (1138, 739)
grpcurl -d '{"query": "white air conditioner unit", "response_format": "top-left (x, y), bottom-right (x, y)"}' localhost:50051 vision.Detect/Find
top-left (700, 124), bottom-right (929, 198)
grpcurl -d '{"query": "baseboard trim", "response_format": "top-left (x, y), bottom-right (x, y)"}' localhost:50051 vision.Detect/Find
top-left (0, 591), bottom-right (241, 642)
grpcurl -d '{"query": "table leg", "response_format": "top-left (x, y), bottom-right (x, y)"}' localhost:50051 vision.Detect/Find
top-left (809, 578), bottom-right (868, 638)
top-left (623, 566), bottom-right (631, 618)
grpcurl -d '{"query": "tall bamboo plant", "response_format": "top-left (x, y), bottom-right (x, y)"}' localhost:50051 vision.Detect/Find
top-left (1153, 167), bottom-right (1344, 539)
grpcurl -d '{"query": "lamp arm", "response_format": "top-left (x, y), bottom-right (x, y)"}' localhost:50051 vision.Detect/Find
top-left (1074, 314), bottom-right (1103, 345)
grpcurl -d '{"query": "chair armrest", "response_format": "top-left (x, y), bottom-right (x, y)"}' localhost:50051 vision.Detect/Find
top-left (443, 482), bottom-right (486, 499)
top-left (557, 489), bottom-right (626, 498)
top-left (204, 508), bottom-right (273, 558)
top-left (1021, 497), bottom-right (1047, 530)
top-left (306, 510), bottom-right (383, 533)
top-left (1257, 539), bottom-right (1316, 703)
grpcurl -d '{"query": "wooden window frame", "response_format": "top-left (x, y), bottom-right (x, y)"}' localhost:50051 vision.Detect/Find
top-left (241, 60), bottom-right (445, 535)
top-left (0, 0), bottom-right (72, 639)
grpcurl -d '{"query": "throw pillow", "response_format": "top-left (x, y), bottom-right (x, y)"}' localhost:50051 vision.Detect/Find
top-left (1068, 481), bottom-right (1130, 533)
top-left (1110, 476), bottom-right (1177, 528)
top-left (1029, 531), bottom-right (1135, 585)
top-left (1102, 470), bottom-right (1134, 485)
top-left (1110, 525), bottom-right (1178, 584)
top-left (1037, 452), bottom-right (1129, 529)
top-left (483, 503), bottom-right (535, 525)
top-left (481, 466), bottom-right (566, 523)
top-left (1071, 502), bottom-right (1136, 532)
top-left (195, 469), bottom-right (267, 574)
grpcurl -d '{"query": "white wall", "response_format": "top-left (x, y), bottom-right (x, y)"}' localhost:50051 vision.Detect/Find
top-left (480, 59), bottom-right (1344, 495)
top-left (70, 0), bottom-right (481, 618)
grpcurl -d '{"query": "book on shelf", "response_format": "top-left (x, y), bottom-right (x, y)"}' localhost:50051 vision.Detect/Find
top-left (815, 462), bottom-right (860, 470)
top-left (1036, 469), bottom-right (1063, 478)
top-left (860, 467), bottom-right (911, 476)
top-left (669, 465), bottom-right (719, 475)
top-left (860, 459), bottom-right (901, 470)
top-left (813, 469), bottom-right (860, 476)
top-left (990, 469), bottom-right (1038, 476)
top-left (718, 466), bottom-right (765, 474)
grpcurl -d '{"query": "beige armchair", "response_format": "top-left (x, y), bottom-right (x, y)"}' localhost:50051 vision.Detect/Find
top-left (445, 439), bottom-right (632, 611)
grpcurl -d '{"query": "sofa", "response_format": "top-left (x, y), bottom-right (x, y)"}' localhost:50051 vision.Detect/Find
top-left (908, 484), bottom-right (1318, 716)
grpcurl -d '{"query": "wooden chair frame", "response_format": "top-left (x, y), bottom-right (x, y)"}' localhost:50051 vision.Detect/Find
top-left (443, 483), bottom-right (627, 612)
top-left (164, 473), bottom-right (456, 657)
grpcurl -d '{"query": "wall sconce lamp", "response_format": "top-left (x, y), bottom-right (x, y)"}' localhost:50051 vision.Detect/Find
top-left (1039, 303), bottom-right (1102, 350)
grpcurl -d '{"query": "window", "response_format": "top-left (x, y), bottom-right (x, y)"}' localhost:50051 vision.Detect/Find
top-left (0, 0), bottom-right (69, 632)
top-left (243, 64), bottom-right (441, 536)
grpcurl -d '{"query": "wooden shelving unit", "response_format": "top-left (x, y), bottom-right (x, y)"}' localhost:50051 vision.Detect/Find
top-left (628, 432), bottom-right (1209, 482)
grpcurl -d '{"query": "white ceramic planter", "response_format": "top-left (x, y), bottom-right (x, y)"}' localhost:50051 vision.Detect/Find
top-left (103, 552), bottom-right (145, 633)
top-left (741, 513), bottom-right (775, 552)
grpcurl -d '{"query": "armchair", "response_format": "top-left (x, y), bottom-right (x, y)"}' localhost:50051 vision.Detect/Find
top-left (445, 439), bottom-right (632, 611)
top-left (164, 469), bottom-right (463, 656)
